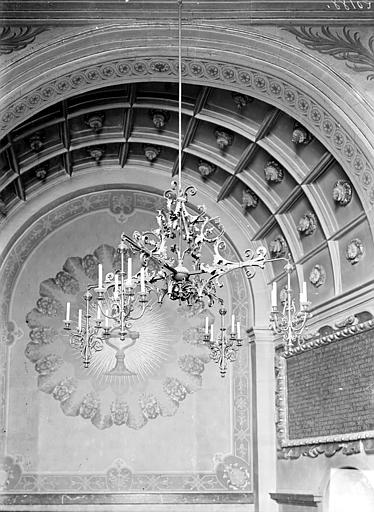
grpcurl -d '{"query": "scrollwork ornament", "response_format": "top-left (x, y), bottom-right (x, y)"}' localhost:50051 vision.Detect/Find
top-left (297, 212), bottom-right (317, 236)
top-left (345, 238), bottom-right (364, 265)
top-left (0, 26), bottom-right (46, 54)
top-left (309, 264), bottom-right (326, 288)
top-left (333, 179), bottom-right (352, 206)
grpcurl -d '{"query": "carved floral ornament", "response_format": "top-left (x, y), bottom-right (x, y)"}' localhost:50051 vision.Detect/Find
top-left (197, 159), bottom-right (216, 178)
top-left (231, 92), bottom-right (253, 111)
top-left (291, 122), bottom-right (312, 145)
top-left (346, 238), bottom-right (364, 265)
top-left (242, 188), bottom-right (258, 210)
top-left (214, 128), bottom-right (233, 150)
top-left (264, 160), bottom-right (284, 183)
top-left (149, 109), bottom-right (170, 130)
top-left (35, 166), bottom-right (48, 181)
top-left (143, 144), bottom-right (161, 162)
top-left (333, 179), bottom-right (352, 206)
top-left (269, 235), bottom-right (287, 258)
top-left (297, 212), bottom-right (317, 236)
top-left (29, 132), bottom-right (43, 152)
top-left (85, 113), bottom-right (104, 133)
top-left (309, 264), bottom-right (326, 287)
top-left (87, 146), bottom-right (105, 163)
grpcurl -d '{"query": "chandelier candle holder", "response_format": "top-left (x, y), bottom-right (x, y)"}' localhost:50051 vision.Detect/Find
top-left (64, 241), bottom-right (150, 367)
top-left (269, 260), bottom-right (311, 353)
top-left (203, 308), bottom-right (242, 377)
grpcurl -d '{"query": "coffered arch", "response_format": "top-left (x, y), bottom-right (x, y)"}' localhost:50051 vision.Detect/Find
top-left (1, 21), bottom-right (374, 329)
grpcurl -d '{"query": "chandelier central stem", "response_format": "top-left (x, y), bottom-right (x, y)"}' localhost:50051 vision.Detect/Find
top-left (178, 0), bottom-right (182, 191)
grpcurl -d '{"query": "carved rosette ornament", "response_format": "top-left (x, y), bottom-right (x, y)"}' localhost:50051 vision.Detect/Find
top-left (242, 188), bottom-right (258, 210)
top-left (35, 166), bottom-right (48, 181)
top-left (143, 144), bottom-right (161, 162)
top-left (214, 128), bottom-right (233, 150)
top-left (85, 113), bottom-right (104, 133)
top-left (197, 159), bottom-right (216, 179)
top-left (346, 238), bottom-right (364, 265)
top-left (333, 179), bottom-right (352, 206)
top-left (291, 122), bottom-right (312, 145)
top-left (309, 264), bottom-right (326, 288)
top-left (264, 160), bottom-right (284, 183)
top-left (269, 235), bottom-right (287, 258)
top-left (231, 92), bottom-right (253, 111)
top-left (87, 147), bottom-right (105, 163)
top-left (149, 109), bottom-right (170, 130)
top-left (297, 212), bottom-right (317, 236)
top-left (29, 133), bottom-right (43, 152)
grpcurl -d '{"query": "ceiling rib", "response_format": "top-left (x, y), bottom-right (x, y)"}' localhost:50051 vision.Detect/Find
top-left (61, 101), bottom-right (72, 176)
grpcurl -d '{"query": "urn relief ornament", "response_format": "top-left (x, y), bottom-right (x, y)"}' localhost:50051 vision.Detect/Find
top-left (333, 179), bottom-right (352, 206)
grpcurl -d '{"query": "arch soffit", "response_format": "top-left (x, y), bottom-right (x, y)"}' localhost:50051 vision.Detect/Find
top-left (1, 23), bottom-right (374, 218)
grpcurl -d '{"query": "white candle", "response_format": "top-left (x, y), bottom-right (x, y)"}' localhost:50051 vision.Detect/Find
top-left (96, 305), bottom-right (101, 320)
top-left (98, 264), bottom-right (103, 288)
top-left (105, 309), bottom-right (109, 328)
top-left (303, 281), bottom-right (307, 303)
top-left (231, 314), bottom-right (235, 333)
top-left (140, 267), bottom-right (145, 293)
top-left (127, 258), bottom-right (132, 285)
top-left (78, 309), bottom-right (82, 331)
top-left (237, 321), bottom-right (241, 338)
top-left (205, 317), bottom-right (209, 335)
top-left (271, 282), bottom-right (277, 307)
top-left (65, 302), bottom-right (70, 322)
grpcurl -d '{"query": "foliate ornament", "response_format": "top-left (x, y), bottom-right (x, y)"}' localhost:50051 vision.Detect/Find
top-left (143, 144), bottom-right (161, 162)
top-left (231, 92), bottom-right (253, 111)
top-left (0, 26), bottom-right (46, 55)
top-left (269, 235), bottom-right (287, 258)
top-left (214, 128), bottom-right (233, 150)
top-left (264, 160), bottom-right (284, 183)
top-left (291, 122), bottom-right (312, 145)
top-left (242, 188), bottom-right (258, 210)
top-left (297, 212), bottom-right (317, 236)
top-left (309, 264), bottom-right (326, 288)
top-left (198, 159), bottom-right (216, 179)
top-left (345, 238), bottom-right (364, 265)
top-left (333, 179), bottom-right (352, 206)
top-left (149, 109), bottom-right (170, 130)
top-left (29, 132), bottom-right (43, 152)
top-left (85, 113), bottom-right (104, 133)
top-left (87, 146), bottom-right (105, 163)
top-left (35, 166), bottom-right (47, 181)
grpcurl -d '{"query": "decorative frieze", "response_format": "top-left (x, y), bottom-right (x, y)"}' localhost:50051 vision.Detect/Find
top-left (297, 212), bottom-right (317, 236)
top-left (264, 160), bottom-right (284, 183)
top-left (345, 238), bottom-right (364, 265)
top-left (333, 179), bottom-right (352, 206)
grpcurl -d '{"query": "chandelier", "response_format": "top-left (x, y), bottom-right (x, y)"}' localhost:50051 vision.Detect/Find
top-left (63, 0), bottom-right (312, 372)
top-left (269, 260), bottom-right (312, 354)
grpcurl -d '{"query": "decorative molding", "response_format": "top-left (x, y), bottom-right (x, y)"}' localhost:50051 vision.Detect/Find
top-left (286, 26), bottom-right (374, 80)
top-left (0, 26), bottom-right (46, 55)
top-left (1, 56), bottom-right (373, 206)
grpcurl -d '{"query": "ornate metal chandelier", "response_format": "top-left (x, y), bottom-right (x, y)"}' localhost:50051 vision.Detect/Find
top-left (63, 0), bottom-right (312, 372)
top-left (269, 260), bottom-right (312, 354)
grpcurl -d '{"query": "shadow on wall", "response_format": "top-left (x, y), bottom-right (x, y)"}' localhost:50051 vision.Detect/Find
top-left (323, 467), bottom-right (374, 512)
